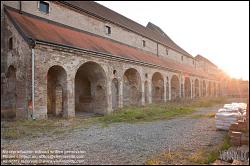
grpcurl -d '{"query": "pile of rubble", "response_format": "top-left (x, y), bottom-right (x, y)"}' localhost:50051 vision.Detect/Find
top-left (213, 145), bottom-right (249, 165)
top-left (213, 102), bottom-right (249, 165)
top-left (228, 120), bottom-right (248, 146)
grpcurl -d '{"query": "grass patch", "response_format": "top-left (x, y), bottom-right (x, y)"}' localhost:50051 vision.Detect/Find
top-left (1, 97), bottom-right (230, 139)
top-left (146, 159), bottom-right (162, 165)
top-left (183, 97), bottom-right (227, 108)
top-left (146, 134), bottom-right (231, 165)
top-left (146, 149), bottom-right (194, 165)
top-left (187, 134), bottom-right (231, 164)
top-left (2, 119), bottom-right (60, 139)
top-left (1, 128), bottom-right (25, 139)
top-left (97, 97), bottom-right (228, 125)
top-left (1, 116), bottom-right (99, 140)
top-left (190, 112), bottom-right (216, 119)
top-left (97, 105), bottom-right (195, 124)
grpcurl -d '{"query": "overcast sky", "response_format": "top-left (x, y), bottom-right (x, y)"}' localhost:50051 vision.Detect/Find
top-left (96, 1), bottom-right (249, 80)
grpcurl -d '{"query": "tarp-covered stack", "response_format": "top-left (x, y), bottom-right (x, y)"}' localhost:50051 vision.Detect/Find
top-left (215, 102), bottom-right (247, 130)
top-left (216, 112), bottom-right (241, 130)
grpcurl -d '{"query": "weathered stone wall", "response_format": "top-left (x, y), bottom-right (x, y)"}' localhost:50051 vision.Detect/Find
top-left (75, 61), bottom-right (107, 115)
top-left (158, 44), bottom-right (195, 67)
top-left (1, 1), bottom-right (224, 120)
top-left (1, 39), bottom-right (220, 120)
top-left (170, 74), bottom-right (180, 100)
top-left (1, 13), bottom-right (32, 119)
top-left (31, 44), bottom-right (174, 118)
top-left (2, 1), bottom-right (196, 66)
top-left (47, 65), bottom-right (67, 117)
top-left (111, 78), bottom-right (119, 110)
top-left (184, 77), bottom-right (191, 98)
top-left (152, 72), bottom-right (164, 103)
top-left (123, 68), bottom-right (142, 106)
top-left (196, 58), bottom-right (219, 76)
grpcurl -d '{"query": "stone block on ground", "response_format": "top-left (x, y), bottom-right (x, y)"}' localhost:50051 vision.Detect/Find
top-left (232, 160), bottom-right (249, 165)
top-left (230, 131), bottom-right (242, 138)
top-left (212, 159), bottom-right (231, 165)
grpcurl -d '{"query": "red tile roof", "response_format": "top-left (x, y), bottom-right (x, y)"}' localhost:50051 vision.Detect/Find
top-left (6, 8), bottom-right (211, 78)
top-left (195, 54), bottom-right (217, 68)
top-left (60, 1), bottom-right (193, 58)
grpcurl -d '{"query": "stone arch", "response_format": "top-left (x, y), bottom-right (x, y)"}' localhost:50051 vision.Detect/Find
top-left (218, 83), bottom-right (221, 96)
top-left (203, 80), bottom-right (206, 96)
top-left (75, 61), bottom-right (107, 115)
top-left (47, 65), bottom-right (67, 117)
top-left (213, 82), bottom-right (216, 96)
top-left (144, 81), bottom-right (149, 104)
top-left (3, 65), bottom-right (17, 119)
top-left (194, 79), bottom-right (199, 98)
top-left (123, 68), bottom-right (141, 106)
top-left (166, 76), bottom-right (169, 100)
top-left (208, 81), bottom-right (212, 96)
top-left (184, 77), bottom-right (191, 98)
top-left (152, 72), bottom-right (164, 103)
top-left (171, 75), bottom-right (180, 100)
top-left (111, 78), bottom-right (119, 110)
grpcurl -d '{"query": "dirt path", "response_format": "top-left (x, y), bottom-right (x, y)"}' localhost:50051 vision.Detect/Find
top-left (1, 104), bottom-right (227, 165)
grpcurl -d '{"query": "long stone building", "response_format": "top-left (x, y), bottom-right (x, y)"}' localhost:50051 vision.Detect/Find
top-left (1, 1), bottom-right (229, 119)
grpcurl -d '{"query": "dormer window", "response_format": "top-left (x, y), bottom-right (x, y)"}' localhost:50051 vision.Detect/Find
top-left (166, 48), bottom-right (169, 55)
top-left (39, 1), bottom-right (49, 14)
top-left (143, 40), bottom-right (146, 47)
top-left (8, 37), bottom-right (13, 50)
top-left (105, 26), bottom-right (111, 35)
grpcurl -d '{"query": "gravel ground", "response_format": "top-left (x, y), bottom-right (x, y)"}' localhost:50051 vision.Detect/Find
top-left (1, 104), bottom-right (227, 165)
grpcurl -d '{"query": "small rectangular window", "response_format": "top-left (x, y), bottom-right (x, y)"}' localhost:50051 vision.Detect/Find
top-left (166, 48), bottom-right (169, 55)
top-left (181, 56), bottom-right (184, 61)
top-left (9, 37), bottom-right (13, 50)
top-left (105, 26), bottom-right (111, 35)
top-left (39, 1), bottom-right (49, 14)
top-left (143, 40), bottom-right (146, 47)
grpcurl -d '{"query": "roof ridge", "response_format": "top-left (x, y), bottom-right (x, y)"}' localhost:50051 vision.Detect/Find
top-left (6, 8), bottom-right (211, 78)
top-left (195, 54), bottom-right (217, 67)
top-left (93, 1), bottom-right (148, 29)
top-left (61, 1), bottom-right (194, 58)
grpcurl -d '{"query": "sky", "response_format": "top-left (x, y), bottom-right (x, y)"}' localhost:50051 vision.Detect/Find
top-left (96, 1), bottom-right (249, 80)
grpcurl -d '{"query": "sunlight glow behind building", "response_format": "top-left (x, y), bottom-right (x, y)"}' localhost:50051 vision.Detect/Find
top-left (97, 1), bottom-right (249, 80)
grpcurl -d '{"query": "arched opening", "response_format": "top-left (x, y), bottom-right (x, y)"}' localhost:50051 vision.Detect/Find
top-left (152, 72), bottom-right (164, 103)
top-left (184, 77), bottom-right (191, 98)
top-left (194, 79), bottom-right (199, 98)
top-left (213, 82), bottom-right (216, 96)
top-left (111, 78), bottom-right (119, 110)
top-left (75, 62), bottom-right (107, 115)
top-left (144, 81), bottom-right (149, 104)
top-left (123, 68), bottom-right (141, 106)
top-left (171, 75), bottom-right (180, 100)
top-left (47, 65), bottom-right (67, 117)
top-left (218, 83), bottom-right (221, 96)
top-left (203, 80), bottom-right (206, 96)
top-left (208, 82), bottom-right (212, 96)
top-left (166, 77), bottom-right (169, 100)
top-left (3, 65), bottom-right (16, 119)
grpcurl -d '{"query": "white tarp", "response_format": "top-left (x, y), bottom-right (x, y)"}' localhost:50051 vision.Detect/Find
top-left (215, 104), bottom-right (244, 130)
top-left (222, 102), bottom-right (247, 114)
